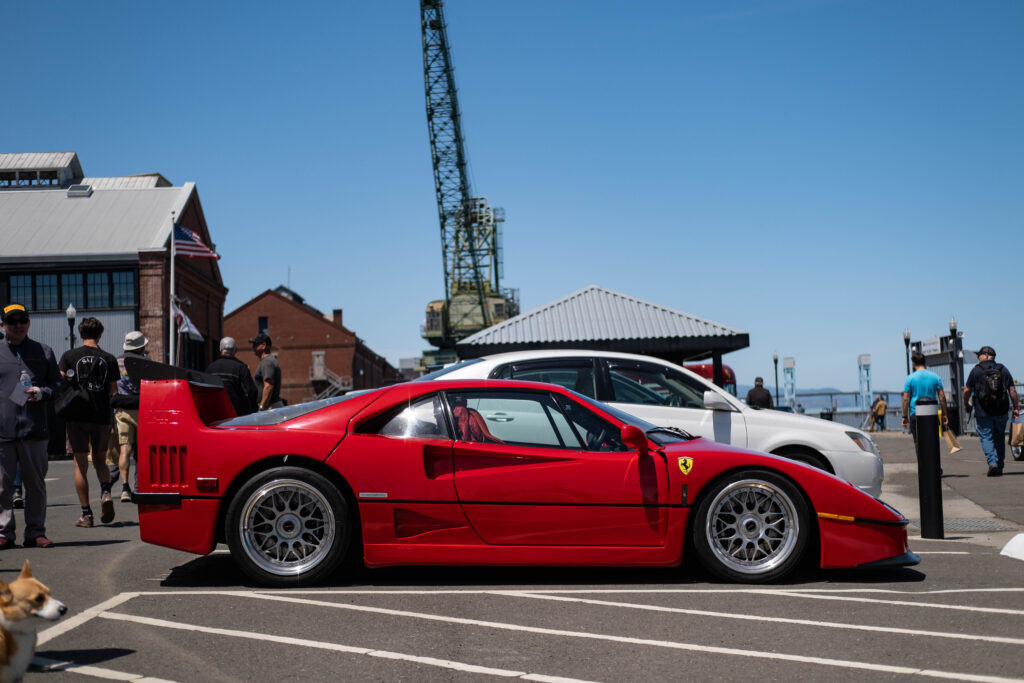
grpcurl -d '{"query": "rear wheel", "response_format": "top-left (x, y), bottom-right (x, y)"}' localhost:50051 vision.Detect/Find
top-left (693, 469), bottom-right (809, 583)
top-left (225, 466), bottom-right (350, 586)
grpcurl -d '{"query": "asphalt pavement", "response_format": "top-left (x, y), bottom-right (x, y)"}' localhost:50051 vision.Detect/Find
top-left (5, 434), bottom-right (1023, 683)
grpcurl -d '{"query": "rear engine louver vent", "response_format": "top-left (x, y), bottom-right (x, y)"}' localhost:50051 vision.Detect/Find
top-left (148, 445), bottom-right (187, 487)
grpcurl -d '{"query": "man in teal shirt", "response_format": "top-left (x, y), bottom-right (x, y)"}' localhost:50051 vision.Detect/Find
top-left (901, 352), bottom-right (948, 443)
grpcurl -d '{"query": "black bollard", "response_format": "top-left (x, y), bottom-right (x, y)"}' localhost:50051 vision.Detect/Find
top-left (915, 398), bottom-right (943, 539)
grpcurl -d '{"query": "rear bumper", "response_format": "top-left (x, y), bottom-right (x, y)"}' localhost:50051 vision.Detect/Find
top-left (138, 496), bottom-right (220, 555)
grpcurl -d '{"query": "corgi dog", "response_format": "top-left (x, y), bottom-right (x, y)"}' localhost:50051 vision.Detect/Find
top-left (0, 561), bottom-right (67, 683)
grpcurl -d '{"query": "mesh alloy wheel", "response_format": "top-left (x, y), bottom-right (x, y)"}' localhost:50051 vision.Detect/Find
top-left (694, 470), bottom-right (809, 582)
top-left (227, 467), bottom-right (350, 586)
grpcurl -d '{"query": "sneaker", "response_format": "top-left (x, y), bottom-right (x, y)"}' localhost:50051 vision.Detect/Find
top-left (0, 537), bottom-right (13, 549)
top-left (23, 536), bottom-right (54, 548)
top-left (75, 514), bottom-right (94, 528)
top-left (12, 489), bottom-right (24, 509)
top-left (100, 492), bottom-right (115, 524)
top-left (987, 466), bottom-right (1001, 477)
top-left (120, 487), bottom-right (133, 503)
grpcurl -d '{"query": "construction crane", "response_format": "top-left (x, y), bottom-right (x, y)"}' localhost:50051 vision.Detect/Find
top-left (419, 0), bottom-right (518, 366)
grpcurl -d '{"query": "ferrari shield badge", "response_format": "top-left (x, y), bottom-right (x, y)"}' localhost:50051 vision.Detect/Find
top-left (677, 457), bottom-right (693, 475)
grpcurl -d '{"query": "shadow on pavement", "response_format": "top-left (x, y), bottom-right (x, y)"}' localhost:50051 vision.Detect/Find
top-left (161, 553), bottom-right (924, 589)
top-left (34, 647), bottom-right (136, 668)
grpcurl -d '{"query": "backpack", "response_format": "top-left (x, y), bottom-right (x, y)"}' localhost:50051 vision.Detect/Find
top-left (974, 363), bottom-right (1009, 415)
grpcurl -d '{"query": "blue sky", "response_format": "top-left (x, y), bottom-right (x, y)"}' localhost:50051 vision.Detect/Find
top-left (5, 1), bottom-right (1022, 392)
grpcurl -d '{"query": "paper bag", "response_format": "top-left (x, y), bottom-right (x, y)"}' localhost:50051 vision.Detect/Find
top-left (1010, 422), bottom-right (1023, 447)
top-left (944, 429), bottom-right (962, 454)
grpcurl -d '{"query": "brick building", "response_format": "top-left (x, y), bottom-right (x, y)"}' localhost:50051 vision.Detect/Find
top-left (0, 152), bottom-right (225, 368)
top-left (224, 286), bottom-right (402, 405)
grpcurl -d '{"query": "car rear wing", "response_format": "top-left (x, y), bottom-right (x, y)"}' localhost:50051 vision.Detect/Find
top-left (126, 356), bottom-right (236, 426)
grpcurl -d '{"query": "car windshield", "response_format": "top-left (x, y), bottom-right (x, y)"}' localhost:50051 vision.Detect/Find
top-left (216, 394), bottom-right (360, 427)
top-left (415, 359), bottom-right (484, 381)
top-left (571, 391), bottom-right (695, 445)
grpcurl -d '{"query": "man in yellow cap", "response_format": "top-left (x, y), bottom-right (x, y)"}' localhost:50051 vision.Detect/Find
top-left (0, 303), bottom-right (61, 548)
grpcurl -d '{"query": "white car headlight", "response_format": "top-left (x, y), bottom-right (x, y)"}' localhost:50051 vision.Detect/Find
top-left (846, 431), bottom-right (878, 454)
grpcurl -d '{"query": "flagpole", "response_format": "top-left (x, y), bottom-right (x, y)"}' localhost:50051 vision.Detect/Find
top-left (169, 210), bottom-right (176, 366)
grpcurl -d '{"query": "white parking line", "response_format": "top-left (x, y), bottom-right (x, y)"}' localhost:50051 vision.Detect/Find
top-left (233, 591), bottom-right (1024, 682)
top-left (97, 611), bottom-right (597, 683)
top-left (34, 656), bottom-right (177, 682)
top-left (36, 592), bottom-right (138, 646)
top-left (765, 591), bottom-right (1024, 616)
top-left (915, 551), bottom-right (970, 555)
top-left (494, 591), bottom-right (1024, 645)
top-left (38, 589), bottom-right (1024, 683)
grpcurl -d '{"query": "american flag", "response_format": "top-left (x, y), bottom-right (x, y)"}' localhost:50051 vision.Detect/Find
top-left (174, 224), bottom-right (220, 259)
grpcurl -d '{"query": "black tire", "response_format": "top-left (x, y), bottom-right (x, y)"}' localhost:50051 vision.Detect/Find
top-left (225, 466), bottom-right (350, 587)
top-left (692, 469), bottom-right (809, 583)
top-left (773, 447), bottom-right (833, 474)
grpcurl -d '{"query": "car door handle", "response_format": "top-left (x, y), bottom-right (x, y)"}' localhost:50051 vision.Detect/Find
top-left (486, 412), bottom-right (514, 422)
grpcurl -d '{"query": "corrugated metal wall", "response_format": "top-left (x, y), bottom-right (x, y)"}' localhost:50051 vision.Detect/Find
top-left (27, 310), bottom-right (137, 359)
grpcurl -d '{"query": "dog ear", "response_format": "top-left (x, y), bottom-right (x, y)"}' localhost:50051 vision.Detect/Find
top-left (19, 560), bottom-right (33, 579)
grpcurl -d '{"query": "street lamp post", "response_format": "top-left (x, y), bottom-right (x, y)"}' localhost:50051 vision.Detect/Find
top-left (66, 303), bottom-right (76, 350)
top-left (949, 316), bottom-right (960, 432)
top-left (903, 328), bottom-right (911, 375)
top-left (772, 352), bottom-right (779, 404)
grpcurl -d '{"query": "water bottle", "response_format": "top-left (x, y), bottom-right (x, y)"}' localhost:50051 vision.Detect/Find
top-left (20, 370), bottom-right (32, 402)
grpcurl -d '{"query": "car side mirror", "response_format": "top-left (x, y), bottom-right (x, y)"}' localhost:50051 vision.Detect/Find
top-left (704, 390), bottom-right (734, 412)
top-left (621, 425), bottom-right (649, 457)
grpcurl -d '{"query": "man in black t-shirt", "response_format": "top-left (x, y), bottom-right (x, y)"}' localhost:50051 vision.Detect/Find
top-left (964, 346), bottom-right (1019, 476)
top-left (59, 317), bottom-right (120, 527)
top-left (206, 337), bottom-right (258, 416)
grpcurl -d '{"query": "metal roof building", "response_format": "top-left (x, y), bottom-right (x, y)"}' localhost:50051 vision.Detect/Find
top-left (456, 285), bottom-right (749, 379)
top-left (0, 152), bottom-right (225, 369)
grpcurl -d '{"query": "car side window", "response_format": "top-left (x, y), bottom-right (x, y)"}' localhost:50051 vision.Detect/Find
top-left (362, 395), bottom-right (451, 440)
top-left (609, 362), bottom-right (705, 409)
top-left (553, 395), bottom-right (628, 452)
top-left (446, 390), bottom-right (585, 449)
top-left (499, 360), bottom-right (598, 399)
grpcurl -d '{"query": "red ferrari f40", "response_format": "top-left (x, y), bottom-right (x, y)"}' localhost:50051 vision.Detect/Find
top-left (133, 374), bottom-right (918, 586)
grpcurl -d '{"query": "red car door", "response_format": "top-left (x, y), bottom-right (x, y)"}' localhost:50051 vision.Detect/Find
top-left (446, 389), bottom-right (670, 546)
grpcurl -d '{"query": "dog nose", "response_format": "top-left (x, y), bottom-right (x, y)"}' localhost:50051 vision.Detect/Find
top-left (58, 604), bottom-right (67, 616)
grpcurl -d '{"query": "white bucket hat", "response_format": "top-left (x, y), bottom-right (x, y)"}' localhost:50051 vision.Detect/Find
top-left (123, 330), bottom-right (149, 351)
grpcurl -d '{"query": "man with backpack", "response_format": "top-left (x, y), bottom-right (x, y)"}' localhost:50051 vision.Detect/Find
top-left (59, 317), bottom-right (120, 526)
top-left (964, 346), bottom-right (1020, 477)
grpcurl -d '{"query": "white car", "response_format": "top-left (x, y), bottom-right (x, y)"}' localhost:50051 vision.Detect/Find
top-left (421, 350), bottom-right (883, 497)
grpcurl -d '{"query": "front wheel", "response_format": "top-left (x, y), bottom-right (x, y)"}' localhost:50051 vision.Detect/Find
top-left (692, 470), bottom-right (809, 583)
top-left (225, 466), bottom-right (350, 586)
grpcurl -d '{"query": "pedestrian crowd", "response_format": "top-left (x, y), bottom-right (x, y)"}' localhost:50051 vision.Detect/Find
top-left (0, 301), bottom-right (270, 549)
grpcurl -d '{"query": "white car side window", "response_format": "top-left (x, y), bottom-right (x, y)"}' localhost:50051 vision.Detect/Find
top-left (609, 363), bottom-right (705, 409)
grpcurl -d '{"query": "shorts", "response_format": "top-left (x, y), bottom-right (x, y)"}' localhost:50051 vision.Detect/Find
top-left (66, 420), bottom-right (111, 455)
top-left (115, 409), bottom-right (139, 446)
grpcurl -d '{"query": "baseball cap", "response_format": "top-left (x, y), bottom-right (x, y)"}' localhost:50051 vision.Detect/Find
top-left (220, 336), bottom-right (237, 353)
top-left (1, 303), bottom-right (29, 324)
top-left (978, 345), bottom-right (996, 357)
top-left (249, 332), bottom-right (272, 346)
